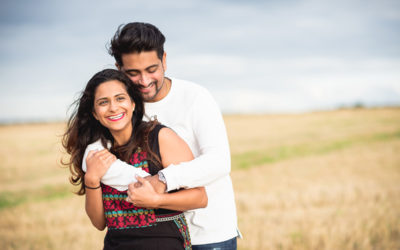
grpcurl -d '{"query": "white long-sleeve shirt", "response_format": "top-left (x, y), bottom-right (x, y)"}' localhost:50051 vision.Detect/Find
top-left (82, 78), bottom-right (239, 245)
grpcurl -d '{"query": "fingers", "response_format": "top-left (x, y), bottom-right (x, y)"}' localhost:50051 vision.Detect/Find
top-left (86, 149), bottom-right (98, 159)
top-left (127, 178), bottom-right (146, 196)
top-left (126, 195), bottom-right (132, 203)
top-left (128, 180), bottom-right (143, 190)
top-left (126, 189), bottom-right (137, 205)
top-left (104, 153), bottom-right (116, 165)
top-left (92, 149), bottom-right (110, 158)
top-left (89, 149), bottom-right (116, 160)
top-left (136, 176), bottom-right (148, 184)
top-left (128, 183), bottom-right (135, 191)
top-left (91, 149), bottom-right (116, 164)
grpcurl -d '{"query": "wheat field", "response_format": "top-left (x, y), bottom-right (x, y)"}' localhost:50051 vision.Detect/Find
top-left (0, 108), bottom-right (399, 250)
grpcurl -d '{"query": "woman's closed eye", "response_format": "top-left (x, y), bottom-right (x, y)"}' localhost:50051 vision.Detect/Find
top-left (98, 100), bottom-right (108, 106)
top-left (116, 96), bottom-right (126, 101)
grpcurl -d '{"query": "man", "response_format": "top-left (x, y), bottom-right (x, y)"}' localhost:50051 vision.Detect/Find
top-left (91, 22), bottom-right (239, 249)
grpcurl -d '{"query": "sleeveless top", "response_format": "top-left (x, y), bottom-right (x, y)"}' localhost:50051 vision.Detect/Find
top-left (101, 124), bottom-right (191, 250)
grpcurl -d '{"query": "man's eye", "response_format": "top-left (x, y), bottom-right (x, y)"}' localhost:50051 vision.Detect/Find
top-left (128, 72), bottom-right (138, 77)
top-left (148, 67), bottom-right (157, 73)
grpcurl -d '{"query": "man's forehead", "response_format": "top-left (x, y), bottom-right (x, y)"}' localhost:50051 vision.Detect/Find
top-left (121, 51), bottom-right (161, 68)
top-left (121, 50), bottom-right (159, 59)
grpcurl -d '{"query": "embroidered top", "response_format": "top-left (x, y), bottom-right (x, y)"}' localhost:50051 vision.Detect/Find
top-left (102, 148), bottom-right (156, 229)
top-left (100, 124), bottom-right (192, 250)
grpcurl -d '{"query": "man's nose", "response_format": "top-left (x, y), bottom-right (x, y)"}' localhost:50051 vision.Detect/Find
top-left (138, 73), bottom-right (152, 86)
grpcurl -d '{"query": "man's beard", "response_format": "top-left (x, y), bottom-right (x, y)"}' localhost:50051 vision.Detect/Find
top-left (139, 78), bottom-right (165, 102)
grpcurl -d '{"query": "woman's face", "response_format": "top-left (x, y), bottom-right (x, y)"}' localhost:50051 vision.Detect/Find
top-left (92, 80), bottom-right (135, 141)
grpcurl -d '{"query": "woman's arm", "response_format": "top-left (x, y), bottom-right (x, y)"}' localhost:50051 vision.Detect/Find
top-left (84, 183), bottom-right (106, 230)
top-left (84, 150), bottom-right (112, 230)
top-left (127, 128), bottom-right (208, 210)
top-left (82, 140), bottom-right (150, 191)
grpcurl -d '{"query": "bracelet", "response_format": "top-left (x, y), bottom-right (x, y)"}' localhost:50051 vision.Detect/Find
top-left (85, 183), bottom-right (101, 189)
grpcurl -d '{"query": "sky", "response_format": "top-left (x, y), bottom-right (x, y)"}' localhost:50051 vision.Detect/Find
top-left (0, 0), bottom-right (399, 122)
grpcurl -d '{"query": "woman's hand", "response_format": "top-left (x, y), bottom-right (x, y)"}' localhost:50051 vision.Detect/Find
top-left (126, 176), bottom-right (161, 208)
top-left (85, 149), bottom-right (116, 186)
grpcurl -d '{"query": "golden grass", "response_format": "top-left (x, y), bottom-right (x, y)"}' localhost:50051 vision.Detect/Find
top-left (0, 108), bottom-right (399, 249)
top-left (234, 140), bottom-right (400, 249)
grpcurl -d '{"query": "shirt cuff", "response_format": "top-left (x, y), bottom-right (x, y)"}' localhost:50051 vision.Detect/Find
top-left (159, 164), bottom-right (180, 191)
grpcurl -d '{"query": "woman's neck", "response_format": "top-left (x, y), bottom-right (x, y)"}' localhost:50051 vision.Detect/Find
top-left (111, 127), bottom-right (132, 146)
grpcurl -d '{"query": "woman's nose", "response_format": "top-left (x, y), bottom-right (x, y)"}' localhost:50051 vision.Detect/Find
top-left (109, 100), bottom-right (118, 111)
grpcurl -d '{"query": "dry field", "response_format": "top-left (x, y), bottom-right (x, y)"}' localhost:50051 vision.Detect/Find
top-left (0, 108), bottom-right (399, 250)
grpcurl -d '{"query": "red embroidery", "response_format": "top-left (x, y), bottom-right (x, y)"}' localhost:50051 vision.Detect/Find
top-left (102, 150), bottom-right (156, 229)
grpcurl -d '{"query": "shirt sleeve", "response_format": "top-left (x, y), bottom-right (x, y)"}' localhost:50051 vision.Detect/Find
top-left (159, 88), bottom-right (231, 191)
top-left (82, 140), bottom-right (150, 191)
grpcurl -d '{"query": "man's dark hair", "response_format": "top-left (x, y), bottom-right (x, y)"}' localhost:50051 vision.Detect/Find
top-left (109, 22), bottom-right (166, 66)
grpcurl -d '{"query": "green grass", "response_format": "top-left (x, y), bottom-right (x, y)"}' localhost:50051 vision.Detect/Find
top-left (0, 184), bottom-right (73, 210)
top-left (232, 130), bottom-right (400, 170)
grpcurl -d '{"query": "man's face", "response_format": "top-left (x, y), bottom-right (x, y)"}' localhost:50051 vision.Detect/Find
top-left (119, 51), bottom-right (167, 103)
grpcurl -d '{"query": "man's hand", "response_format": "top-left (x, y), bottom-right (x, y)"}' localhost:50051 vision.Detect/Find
top-left (126, 176), bottom-right (161, 208)
top-left (85, 149), bottom-right (116, 185)
top-left (145, 174), bottom-right (167, 194)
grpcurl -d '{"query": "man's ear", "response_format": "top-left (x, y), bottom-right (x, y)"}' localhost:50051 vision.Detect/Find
top-left (116, 63), bottom-right (121, 70)
top-left (162, 52), bottom-right (167, 71)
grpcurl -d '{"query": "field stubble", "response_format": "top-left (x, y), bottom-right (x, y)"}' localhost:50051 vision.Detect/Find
top-left (0, 108), bottom-right (399, 249)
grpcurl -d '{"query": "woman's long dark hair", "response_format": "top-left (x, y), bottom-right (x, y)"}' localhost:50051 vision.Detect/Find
top-left (62, 69), bottom-right (160, 195)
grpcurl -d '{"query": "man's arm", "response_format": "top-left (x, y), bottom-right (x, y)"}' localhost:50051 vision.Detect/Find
top-left (126, 127), bottom-right (208, 210)
top-left (127, 176), bottom-right (208, 210)
top-left (159, 88), bottom-right (231, 191)
top-left (82, 140), bottom-right (150, 191)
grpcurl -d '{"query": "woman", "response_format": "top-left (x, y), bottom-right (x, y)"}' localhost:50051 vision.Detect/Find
top-left (63, 69), bottom-right (207, 250)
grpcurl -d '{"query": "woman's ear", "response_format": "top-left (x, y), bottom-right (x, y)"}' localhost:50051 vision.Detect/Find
top-left (92, 111), bottom-right (99, 121)
top-left (131, 102), bottom-right (136, 113)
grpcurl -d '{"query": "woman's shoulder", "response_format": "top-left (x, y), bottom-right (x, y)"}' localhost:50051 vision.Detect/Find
top-left (85, 138), bottom-right (111, 151)
top-left (147, 123), bottom-right (180, 154)
top-left (144, 121), bottom-right (165, 137)
top-left (86, 139), bottom-right (102, 148)
top-left (158, 126), bottom-right (177, 142)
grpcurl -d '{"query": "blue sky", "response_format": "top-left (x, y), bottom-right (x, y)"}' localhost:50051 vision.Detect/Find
top-left (0, 0), bottom-right (399, 122)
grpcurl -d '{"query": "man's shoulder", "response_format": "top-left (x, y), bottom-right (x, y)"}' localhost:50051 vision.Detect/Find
top-left (171, 78), bottom-right (212, 98)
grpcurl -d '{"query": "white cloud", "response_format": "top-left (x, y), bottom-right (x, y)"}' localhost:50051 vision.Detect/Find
top-left (169, 54), bottom-right (400, 113)
top-left (0, 0), bottom-right (399, 121)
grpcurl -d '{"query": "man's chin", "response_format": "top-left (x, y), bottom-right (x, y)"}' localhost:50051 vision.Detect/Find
top-left (142, 94), bottom-right (157, 102)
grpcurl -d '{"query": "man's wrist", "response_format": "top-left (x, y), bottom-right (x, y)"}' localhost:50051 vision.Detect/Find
top-left (146, 175), bottom-right (167, 193)
top-left (158, 171), bottom-right (167, 185)
top-left (153, 193), bottom-right (164, 208)
top-left (158, 171), bottom-right (168, 192)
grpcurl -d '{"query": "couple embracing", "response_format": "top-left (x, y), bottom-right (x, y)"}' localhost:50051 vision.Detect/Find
top-left (63, 22), bottom-right (239, 250)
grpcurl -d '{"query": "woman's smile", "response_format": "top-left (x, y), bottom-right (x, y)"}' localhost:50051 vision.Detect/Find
top-left (107, 112), bottom-right (126, 121)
